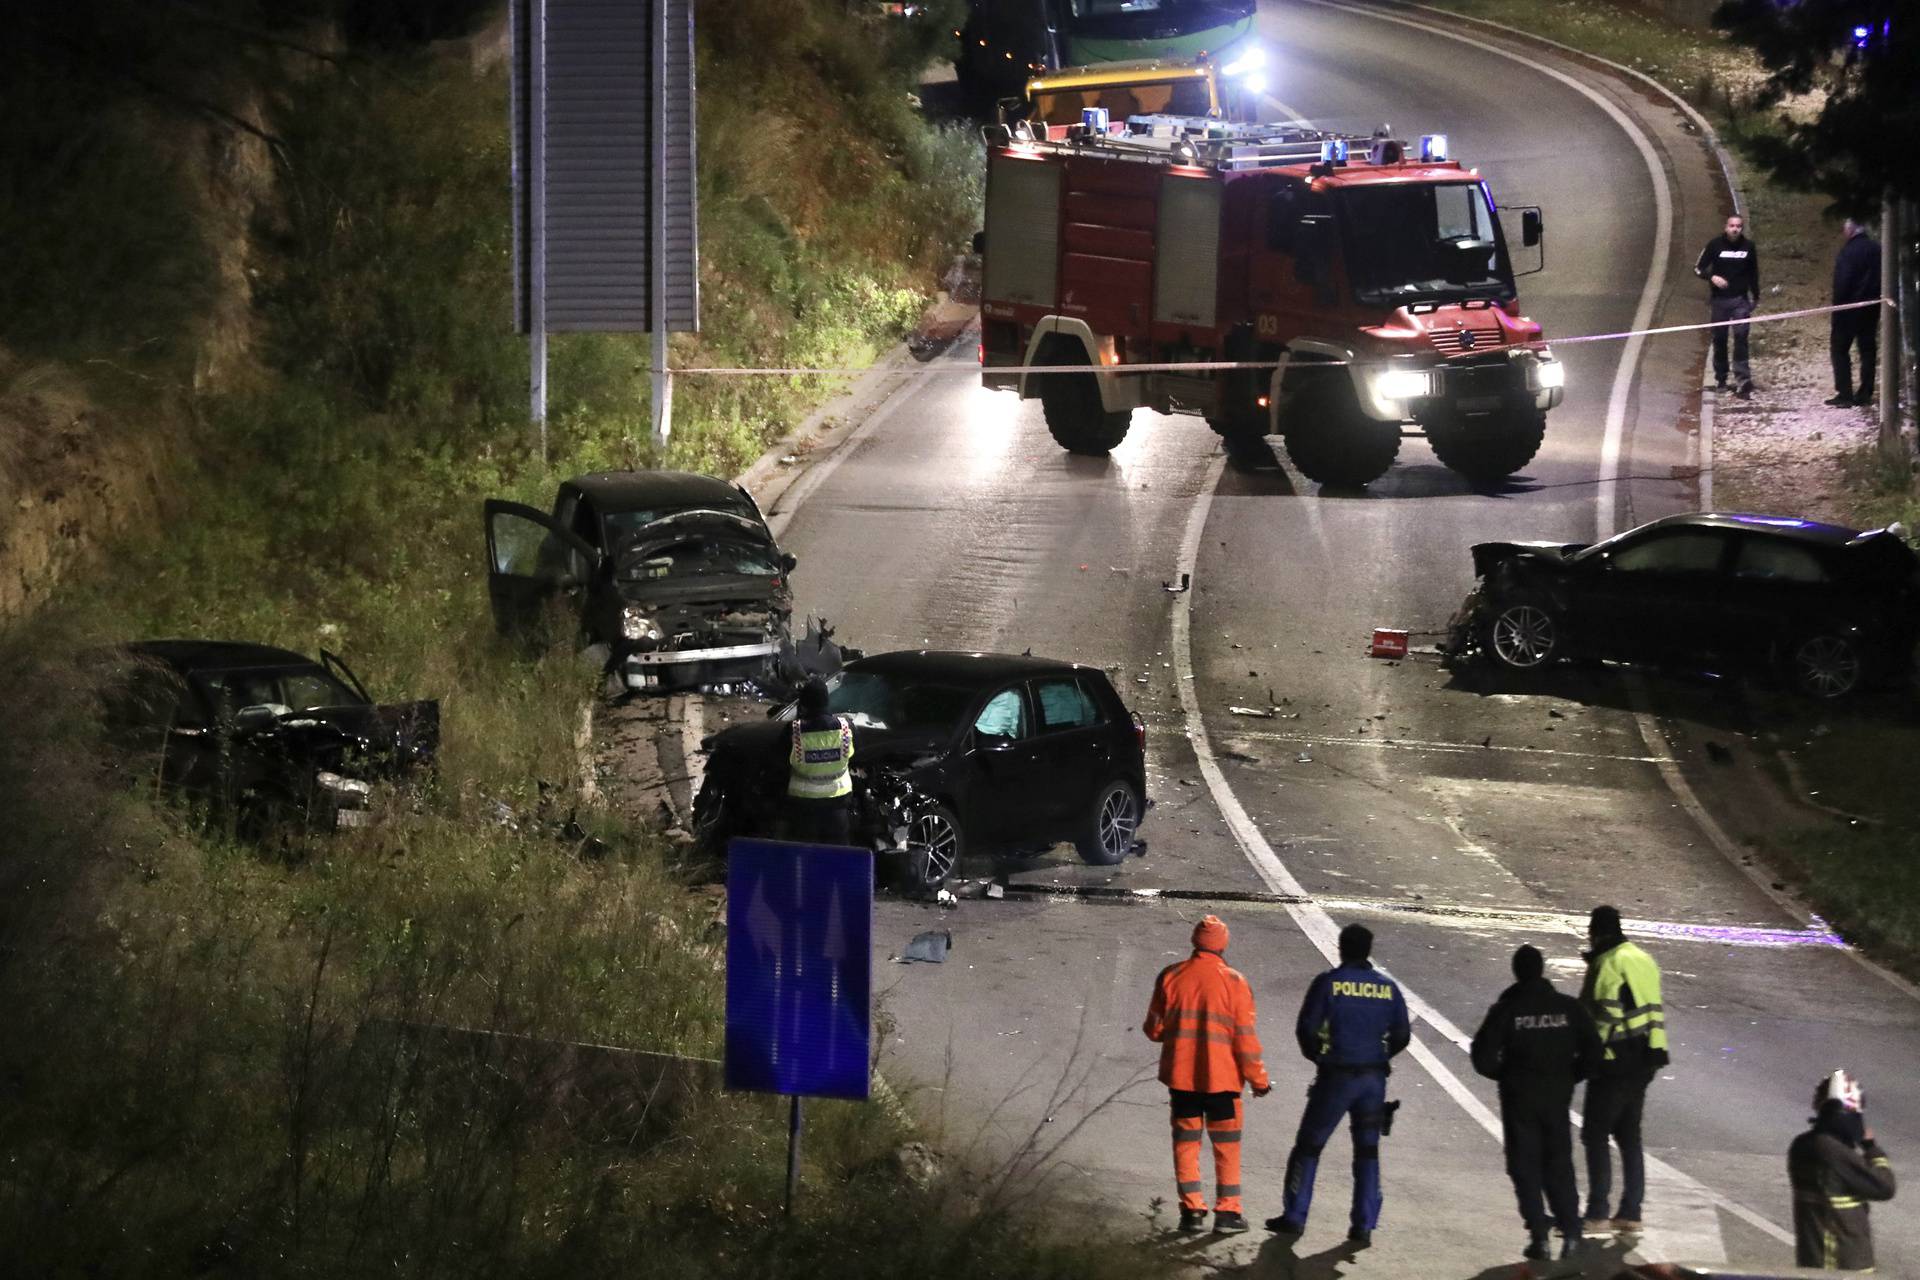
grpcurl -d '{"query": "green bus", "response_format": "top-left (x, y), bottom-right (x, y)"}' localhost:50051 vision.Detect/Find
top-left (956, 0), bottom-right (1258, 106)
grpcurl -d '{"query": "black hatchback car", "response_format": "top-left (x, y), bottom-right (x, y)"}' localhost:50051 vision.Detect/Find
top-left (699, 650), bottom-right (1149, 878)
top-left (1450, 513), bottom-right (1920, 697)
top-left (485, 471), bottom-right (799, 694)
top-left (101, 641), bottom-right (439, 832)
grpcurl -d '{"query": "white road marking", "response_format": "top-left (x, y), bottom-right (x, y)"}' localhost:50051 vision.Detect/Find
top-left (765, 369), bottom-right (940, 540)
top-left (1177, 2), bottom-right (1793, 1254)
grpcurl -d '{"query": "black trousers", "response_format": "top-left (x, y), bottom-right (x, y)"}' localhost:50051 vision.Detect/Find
top-left (1710, 296), bottom-right (1752, 384)
top-left (1831, 309), bottom-right (1878, 398)
top-left (1502, 1092), bottom-right (1580, 1239)
top-left (1583, 1071), bottom-right (1652, 1221)
top-left (784, 798), bottom-right (851, 846)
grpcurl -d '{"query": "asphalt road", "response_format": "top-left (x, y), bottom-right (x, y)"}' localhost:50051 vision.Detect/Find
top-left (724, 3), bottom-right (1920, 1273)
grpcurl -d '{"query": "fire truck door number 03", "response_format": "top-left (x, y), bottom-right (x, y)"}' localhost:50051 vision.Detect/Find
top-left (1256, 314), bottom-right (1280, 338)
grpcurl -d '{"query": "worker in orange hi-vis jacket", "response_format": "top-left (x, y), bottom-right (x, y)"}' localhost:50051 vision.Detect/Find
top-left (1143, 915), bottom-right (1273, 1235)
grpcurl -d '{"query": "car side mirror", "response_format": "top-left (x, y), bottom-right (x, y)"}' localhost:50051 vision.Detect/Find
top-left (781, 552), bottom-right (799, 574)
top-left (975, 731), bottom-right (1017, 753)
top-left (1522, 208), bottom-right (1543, 248)
top-left (233, 703), bottom-right (290, 732)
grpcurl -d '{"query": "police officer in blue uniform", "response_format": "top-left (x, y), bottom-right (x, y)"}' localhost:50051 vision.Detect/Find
top-left (1266, 924), bottom-right (1410, 1246)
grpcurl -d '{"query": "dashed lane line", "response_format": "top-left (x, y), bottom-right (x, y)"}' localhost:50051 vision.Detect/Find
top-left (1221, 726), bottom-right (1676, 766)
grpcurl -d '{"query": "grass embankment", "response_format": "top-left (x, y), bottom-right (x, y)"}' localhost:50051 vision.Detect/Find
top-left (0, 5), bottom-right (1149, 1275)
top-left (1407, 0), bottom-right (1920, 966)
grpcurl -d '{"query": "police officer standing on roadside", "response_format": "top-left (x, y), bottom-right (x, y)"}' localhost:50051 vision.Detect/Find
top-left (1266, 924), bottom-right (1410, 1248)
top-left (1695, 212), bottom-right (1760, 398)
top-left (1790, 1069), bottom-right (1895, 1272)
top-left (785, 676), bottom-right (854, 844)
top-left (1471, 944), bottom-right (1603, 1263)
top-left (1579, 905), bottom-right (1668, 1237)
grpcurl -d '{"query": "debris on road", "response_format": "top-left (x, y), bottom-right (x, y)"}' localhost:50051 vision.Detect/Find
top-left (1369, 628), bottom-right (1410, 659)
top-left (1228, 705), bottom-right (1275, 718)
top-left (985, 882), bottom-right (1005, 900)
top-left (1295, 752), bottom-right (1313, 764)
top-left (899, 930), bottom-right (953, 963)
top-left (1163, 573), bottom-right (1191, 594)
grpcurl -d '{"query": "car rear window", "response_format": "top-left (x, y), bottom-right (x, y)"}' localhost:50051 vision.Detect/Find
top-left (1733, 537), bottom-right (1828, 584)
top-left (1034, 677), bottom-right (1104, 731)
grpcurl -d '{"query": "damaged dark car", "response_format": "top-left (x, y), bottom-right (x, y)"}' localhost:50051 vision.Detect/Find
top-left (100, 640), bottom-right (439, 833)
top-left (695, 651), bottom-right (1149, 891)
top-left (1446, 513), bottom-right (1920, 698)
top-left (485, 471), bottom-right (804, 695)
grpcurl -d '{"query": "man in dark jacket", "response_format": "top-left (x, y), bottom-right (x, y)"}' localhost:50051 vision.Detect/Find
top-left (1828, 218), bottom-right (1882, 407)
top-left (1790, 1069), bottom-right (1895, 1271)
top-left (1472, 945), bottom-right (1603, 1262)
top-left (1266, 924), bottom-right (1410, 1247)
top-left (1695, 213), bottom-right (1760, 398)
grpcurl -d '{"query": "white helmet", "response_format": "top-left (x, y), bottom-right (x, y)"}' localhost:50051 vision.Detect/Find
top-left (1815, 1069), bottom-right (1864, 1113)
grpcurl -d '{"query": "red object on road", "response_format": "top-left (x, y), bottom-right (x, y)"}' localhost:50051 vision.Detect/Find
top-left (1369, 629), bottom-right (1409, 659)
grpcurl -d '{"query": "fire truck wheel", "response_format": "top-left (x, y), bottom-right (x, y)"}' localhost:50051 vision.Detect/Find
top-left (1279, 378), bottom-right (1400, 486)
top-left (1424, 406), bottom-right (1547, 484)
top-left (1041, 361), bottom-right (1131, 455)
top-left (1206, 412), bottom-right (1266, 443)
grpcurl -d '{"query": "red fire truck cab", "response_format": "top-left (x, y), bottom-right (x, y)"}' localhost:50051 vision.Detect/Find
top-left (977, 116), bottom-right (1564, 486)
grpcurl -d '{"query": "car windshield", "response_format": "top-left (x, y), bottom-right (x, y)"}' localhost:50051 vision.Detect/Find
top-left (198, 665), bottom-right (363, 718)
top-left (823, 671), bottom-right (975, 733)
top-left (1339, 182), bottom-right (1515, 306)
top-left (620, 537), bottom-right (780, 580)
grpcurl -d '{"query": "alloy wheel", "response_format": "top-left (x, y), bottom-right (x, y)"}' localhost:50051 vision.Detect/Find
top-left (1491, 604), bottom-right (1557, 669)
top-left (909, 810), bottom-right (961, 886)
top-left (1794, 635), bottom-right (1861, 698)
top-left (1097, 785), bottom-right (1141, 861)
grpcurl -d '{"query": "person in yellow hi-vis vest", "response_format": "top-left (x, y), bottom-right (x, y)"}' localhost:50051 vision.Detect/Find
top-left (1579, 905), bottom-right (1668, 1236)
top-left (786, 677), bottom-right (854, 845)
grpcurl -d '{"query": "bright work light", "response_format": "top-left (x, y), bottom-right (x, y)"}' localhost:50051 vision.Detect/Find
top-left (1221, 46), bottom-right (1267, 78)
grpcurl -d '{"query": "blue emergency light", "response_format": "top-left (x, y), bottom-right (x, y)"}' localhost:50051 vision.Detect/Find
top-left (1320, 139), bottom-right (1349, 164)
top-left (1419, 133), bottom-right (1448, 162)
top-left (1082, 106), bottom-right (1109, 133)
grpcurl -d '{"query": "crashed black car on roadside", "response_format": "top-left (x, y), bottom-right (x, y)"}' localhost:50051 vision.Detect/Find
top-left (695, 650), bottom-right (1149, 891)
top-left (100, 640), bottom-right (438, 833)
top-left (485, 471), bottom-right (805, 695)
top-left (1446, 513), bottom-right (1920, 698)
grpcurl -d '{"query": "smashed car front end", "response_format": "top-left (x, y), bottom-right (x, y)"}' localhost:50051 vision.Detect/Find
top-left (263, 700), bottom-right (440, 830)
top-left (606, 516), bottom-right (795, 694)
top-left (1441, 541), bottom-right (1586, 663)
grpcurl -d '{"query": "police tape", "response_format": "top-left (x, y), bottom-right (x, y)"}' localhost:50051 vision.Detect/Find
top-left (663, 297), bottom-right (1891, 377)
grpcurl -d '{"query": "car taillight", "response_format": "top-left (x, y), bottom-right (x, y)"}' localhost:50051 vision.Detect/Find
top-left (1132, 712), bottom-right (1146, 753)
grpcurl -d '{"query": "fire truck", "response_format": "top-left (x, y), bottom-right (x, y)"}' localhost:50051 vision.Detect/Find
top-left (976, 114), bottom-right (1565, 486)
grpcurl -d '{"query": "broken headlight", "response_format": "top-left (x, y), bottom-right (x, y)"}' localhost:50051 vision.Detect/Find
top-left (621, 606), bottom-right (664, 645)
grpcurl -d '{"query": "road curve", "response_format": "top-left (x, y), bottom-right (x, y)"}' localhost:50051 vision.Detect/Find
top-left (756, 3), bottom-right (1919, 1271)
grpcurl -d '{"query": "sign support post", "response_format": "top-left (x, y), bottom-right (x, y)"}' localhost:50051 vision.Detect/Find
top-left (785, 1096), bottom-right (804, 1215)
top-left (527, 0), bottom-right (548, 459)
top-left (650, 0), bottom-right (673, 452)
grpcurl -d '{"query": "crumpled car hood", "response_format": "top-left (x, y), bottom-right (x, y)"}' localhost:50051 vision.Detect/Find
top-left (1470, 540), bottom-right (1590, 578)
top-left (239, 700), bottom-right (439, 779)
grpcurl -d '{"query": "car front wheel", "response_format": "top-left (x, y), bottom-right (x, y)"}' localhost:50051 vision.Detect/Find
top-left (1790, 632), bottom-right (1864, 699)
top-left (888, 801), bottom-right (964, 893)
top-left (1075, 779), bottom-right (1142, 866)
top-left (1483, 597), bottom-right (1561, 671)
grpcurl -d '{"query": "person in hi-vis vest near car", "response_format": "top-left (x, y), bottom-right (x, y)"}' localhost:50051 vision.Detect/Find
top-left (1143, 915), bottom-right (1272, 1236)
top-left (786, 677), bottom-right (853, 845)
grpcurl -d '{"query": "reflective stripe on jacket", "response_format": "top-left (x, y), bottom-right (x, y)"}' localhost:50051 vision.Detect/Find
top-left (1790, 1129), bottom-right (1894, 1271)
top-left (1143, 950), bottom-right (1270, 1093)
top-left (1582, 939), bottom-right (1667, 1065)
top-left (787, 717), bottom-right (853, 799)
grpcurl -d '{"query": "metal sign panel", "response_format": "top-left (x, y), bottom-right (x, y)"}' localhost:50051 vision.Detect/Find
top-left (982, 153), bottom-right (1061, 307)
top-left (510, 0), bottom-right (699, 334)
top-left (724, 839), bottom-right (872, 1100)
top-left (1154, 175), bottom-right (1220, 326)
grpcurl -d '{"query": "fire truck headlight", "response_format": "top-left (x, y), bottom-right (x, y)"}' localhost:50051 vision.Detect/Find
top-left (1375, 368), bottom-right (1433, 402)
top-left (1240, 72), bottom-right (1269, 96)
top-left (1221, 46), bottom-right (1267, 78)
top-left (1532, 358), bottom-right (1566, 391)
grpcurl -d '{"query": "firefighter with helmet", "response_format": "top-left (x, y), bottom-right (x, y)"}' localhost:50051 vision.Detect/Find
top-left (785, 676), bottom-right (854, 845)
top-left (1789, 1069), bottom-right (1895, 1271)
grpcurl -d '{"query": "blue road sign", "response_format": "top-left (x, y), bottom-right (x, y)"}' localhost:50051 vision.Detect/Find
top-left (724, 838), bottom-right (872, 1100)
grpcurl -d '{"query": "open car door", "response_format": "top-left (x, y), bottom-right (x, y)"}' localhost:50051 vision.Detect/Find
top-left (483, 499), bottom-right (599, 637)
top-left (319, 649), bottom-right (373, 703)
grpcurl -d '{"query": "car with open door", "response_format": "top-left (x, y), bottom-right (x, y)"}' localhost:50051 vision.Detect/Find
top-left (1446, 513), bottom-right (1920, 699)
top-left (98, 640), bottom-right (438, 834)
top-left (484, 471), bottom-right (801, 695)
top-left (695, 650), bottom-right (1149, 890)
